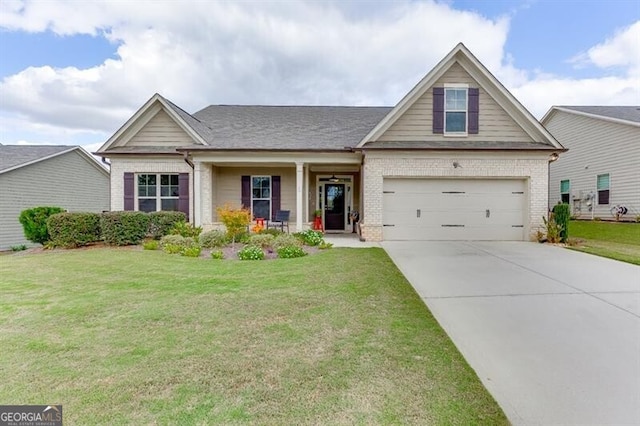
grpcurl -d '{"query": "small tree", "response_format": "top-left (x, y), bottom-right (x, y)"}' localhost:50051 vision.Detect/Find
top-left (552, 203), bottom-right (570, 243)
top-left (216, 203), bottom-right (251, 244)
top-left (18, 206), bottom-right (65, 244)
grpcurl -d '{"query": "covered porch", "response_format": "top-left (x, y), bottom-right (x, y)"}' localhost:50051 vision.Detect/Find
top-left (189, 151), bottom-right (363, 234)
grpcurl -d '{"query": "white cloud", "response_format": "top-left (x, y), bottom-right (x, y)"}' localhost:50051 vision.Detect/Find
top-left (0, 0), bottom-right (638, 146)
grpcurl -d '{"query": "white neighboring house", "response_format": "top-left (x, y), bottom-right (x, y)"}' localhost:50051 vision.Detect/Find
top-left (542, 106), bottom-right (640, 220)
top-left (0, 145), bottom-right (110, 249)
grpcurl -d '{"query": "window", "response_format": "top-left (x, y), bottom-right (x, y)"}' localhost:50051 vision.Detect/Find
top-left (560, 180), bottom-right (570, 204)
top-left (445, 87), bottom-right (468, 133)
top-left (138, 174), bottom-right (179, 212)
top-left (251, 176), bottom-right (271, 219)
top-left (597, 174), bottom-right (610, 205)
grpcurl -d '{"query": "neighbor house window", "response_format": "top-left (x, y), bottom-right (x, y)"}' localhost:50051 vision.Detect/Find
top-left (138, 174), bottom-right (179, 212)
top-left (252, 176), bottom-right (271, 219)
top-left (560, 180), bottom-right (570, 204)
top-left (445, 86), bottom-right (468, 133)
top-left (597, 174), bottom-right (610, 205)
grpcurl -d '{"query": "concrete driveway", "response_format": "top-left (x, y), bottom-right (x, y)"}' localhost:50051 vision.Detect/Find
top-left (382, 241), bottom-right (640, 425)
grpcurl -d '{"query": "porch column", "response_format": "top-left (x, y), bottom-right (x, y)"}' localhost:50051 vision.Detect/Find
top-left (200, 163), bottom-right (212, 227)
top-left (296, 162), bottom-right (304, 232)
top-left (193, 161), bottom-right (202, 226)
top-left (304, 164), bottom-right (309, 223)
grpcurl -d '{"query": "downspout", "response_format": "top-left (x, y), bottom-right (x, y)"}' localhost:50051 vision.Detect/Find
top-left (101, 157), bottom-right (111, 167)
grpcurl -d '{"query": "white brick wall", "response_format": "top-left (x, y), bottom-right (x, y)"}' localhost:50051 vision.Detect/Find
top-left (360, 154), bottom-right (550, 241)
top-left (110, 158), bottom-right (193, 221)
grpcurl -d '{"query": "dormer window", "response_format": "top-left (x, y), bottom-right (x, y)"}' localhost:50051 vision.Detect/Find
top-left (445, 85), bottom-right (468, 134)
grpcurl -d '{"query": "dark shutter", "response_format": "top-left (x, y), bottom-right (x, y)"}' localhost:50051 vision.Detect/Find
top-left (271, 176), bottom-right (281, 221)
top-left (468, 88), bottom-right (479, 134)
top-left (241, 175), bottom-right (251, 209)
top-left (178, 173), bottom-right (189, 218)
top-left (433, 87), bottom-right (444, 134)
top-left (123, 172), bottom-right (135, 211)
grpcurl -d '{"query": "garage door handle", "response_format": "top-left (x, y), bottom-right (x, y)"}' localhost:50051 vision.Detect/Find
top-left (417, 209), bottom-right (421, 218)
top-left (486, 209), bottom-right (490, 218)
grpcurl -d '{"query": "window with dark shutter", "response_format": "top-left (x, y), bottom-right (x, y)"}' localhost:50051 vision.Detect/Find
top-left (178, 173), bottom-right (189, 217)
top-left (468, 88), bottom-right (479, 134)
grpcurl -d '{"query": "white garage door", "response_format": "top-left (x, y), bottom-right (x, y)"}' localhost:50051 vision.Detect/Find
top-left (383, 178), bottom-right (526, 241)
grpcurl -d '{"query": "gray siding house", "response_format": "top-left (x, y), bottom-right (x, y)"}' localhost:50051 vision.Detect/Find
top-left (0, 145), bottom-right (110, 249)
top-left (543, 106), bottom-right (640, 220)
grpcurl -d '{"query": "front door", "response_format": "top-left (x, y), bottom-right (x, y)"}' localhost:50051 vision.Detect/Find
top-left (324, 184), bottom-right (345, 230)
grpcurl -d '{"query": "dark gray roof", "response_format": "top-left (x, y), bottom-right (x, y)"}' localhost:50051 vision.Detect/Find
top-left (361, 140), bottom-right (559, 150)
top-left (163, 97), bottom-right (218, 142)
top-left (0, 145), bottom-right (75, 173)
top-left (560, 106), bottom-right (640, 123)
top-left (191, 105), bottom-right (392, 149)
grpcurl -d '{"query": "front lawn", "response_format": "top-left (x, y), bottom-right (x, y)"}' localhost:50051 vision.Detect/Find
top-left (568, 220), bottom-right (640, 265)
top-left (0, 248), bottom-right (507, 424)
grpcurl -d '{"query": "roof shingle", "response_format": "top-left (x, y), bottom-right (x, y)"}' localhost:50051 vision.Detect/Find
top-left (0, 145), bottom-right (75, 173)
top-left (559, 106), bottom-right (640, 124)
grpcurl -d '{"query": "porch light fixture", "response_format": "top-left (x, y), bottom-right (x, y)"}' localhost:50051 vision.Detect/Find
top-left (329, 175), bottom-right (340, 182)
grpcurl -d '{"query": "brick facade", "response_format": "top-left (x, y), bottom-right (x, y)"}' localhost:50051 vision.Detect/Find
top-left (359, 153), bottom-right (549, 242)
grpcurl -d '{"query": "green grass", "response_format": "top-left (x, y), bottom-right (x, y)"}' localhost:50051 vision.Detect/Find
top-left (0, 248), bottom-right (507, 425)
top-left (568, 221), bottom-right (640, 265)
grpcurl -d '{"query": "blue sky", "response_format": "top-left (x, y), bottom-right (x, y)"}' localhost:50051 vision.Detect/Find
top-left (0, 0), bottom-right (638, 152)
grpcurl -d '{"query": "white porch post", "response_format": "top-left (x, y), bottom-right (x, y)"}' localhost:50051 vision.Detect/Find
top-left (193, 161), bottom-right (202, 226)
top-left (304, 164), bottom-right (309, 224)
top-left (296, 162), bottom-right (304, 232)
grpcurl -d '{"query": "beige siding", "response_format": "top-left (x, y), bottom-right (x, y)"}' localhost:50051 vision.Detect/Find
top-left (0, 151), bottom-right (110, 249)
top-left (547, 111), bottom-right (640, 219)
top-left (213, 167), bottom-right (297, 223)
top-left (378, 63), bottom-right (533, 143)
top-left (128, 109), bottom-right (195, 147)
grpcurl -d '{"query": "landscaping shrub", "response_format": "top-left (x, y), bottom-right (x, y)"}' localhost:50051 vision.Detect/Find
top-left (273, 234), bottom-right (302, 250)
top-left (18, 206), bottom-right (65, 244)
top-left (160, 234), bottom-right (186, 247)
top-left (294, 229), bottom-right (324, 246)
top-left (217, 204), bottom-right (251, 243)
top-left (180, 246), bottom-right (202, 257)
top-left (277, 245), bottom-right (307, 259)
top-left (199, 229), bottom-right (228, 248)
top-left (10, 244), bottom-right (27, 252)
top-left (148, 211), bottom-right (187, 239)
top-left (552, 203), bottom-right (570, 243)
top-left (101, 211), bottom-right (149, 246)
top-left (170, 221), bottom-right (202, 238)
top-left (210, 249), bottom-right (225, 260)
top-left (143, 240), bottom-right (159, 250)
top-left (261, 228), bottom-right (283, 237)
top-left (160, 235), bottom-right (197, 254)
top-left (238, 245), bottom-right (264, 260)
top-left (47, 212), bottom-right (101, 248)
top-left (542, 215), bottom-right (562, 244)
top-left (248, 234), bottom-right (275, 248)
top-left (318, 241), bottom-right (333, 250)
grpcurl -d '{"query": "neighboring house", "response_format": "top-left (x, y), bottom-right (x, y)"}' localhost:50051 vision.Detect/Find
top-left (0, 145), bottom-right (110, 249)
top-left (542, 106), bottom-right (640, 220)
top-left (96, 43), bottom-right (564, 242)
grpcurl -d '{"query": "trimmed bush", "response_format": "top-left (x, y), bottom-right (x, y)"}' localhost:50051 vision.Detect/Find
top-left (143, 240), bottom-right (159, 250)
top-left (248, 234), bottom-right (275, 248)
top-left (160, 234), bottom-right (186, 247)
top-left (277, 246), bottom-right (307, 259)
top-left (160, 235), bottom-right (197, 254)
top-left (295, 229), bottom-right (324, 246)
top-left (169, 221), bottom-right (202, 238)
top-left (101, 211), bottom-right (149, 246)
top-left (261, 228), bottom-right (283, 237)
top-left (199, 230), bottom-right (228, 248)
top-left (273, 234), bottom-right (302, 250)
top-left (47, 212), bottom-right (101, 248)
top-left (217, 204), bottom-right (251, 243)
top-left (19, 206), bottom-right (65, 244)
top-left (148, 211), bottom-right (187, 239)
top-left (552, 203), bottom-right (570, 243)
top-left (210, 249), bottom-right (225, 260)
top-left (238, 245), bottom-right (264, 260)
top-left (180, 246), bottom-right (202, 257)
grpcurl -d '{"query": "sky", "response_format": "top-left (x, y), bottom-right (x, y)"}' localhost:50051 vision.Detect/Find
top-left (0, 0), bottom-right (638, 155)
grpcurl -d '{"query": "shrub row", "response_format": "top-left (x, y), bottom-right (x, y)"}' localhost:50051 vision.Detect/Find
top-left (20, 206), bottom-right (188, 247)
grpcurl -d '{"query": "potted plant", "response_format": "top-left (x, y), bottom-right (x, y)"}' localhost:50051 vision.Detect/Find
top-left (314, 209), bottom-right (322, 218)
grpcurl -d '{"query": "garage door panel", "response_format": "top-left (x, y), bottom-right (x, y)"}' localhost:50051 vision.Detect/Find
top-left (382, 178), bottom-right (526, 241)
